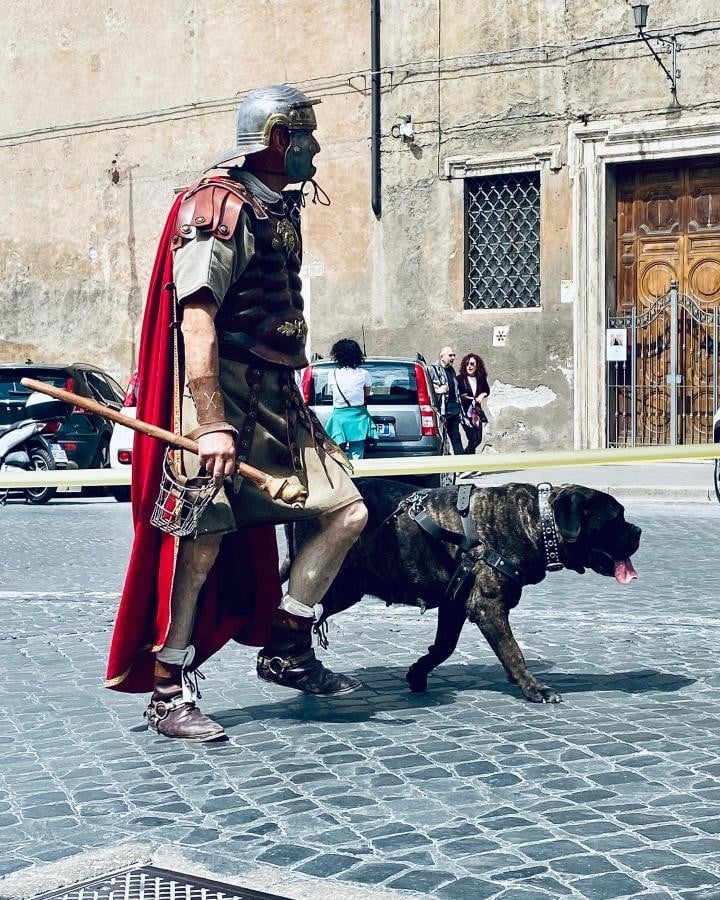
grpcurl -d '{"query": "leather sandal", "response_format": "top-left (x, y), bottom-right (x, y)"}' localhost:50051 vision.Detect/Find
top-left (257, 648), bottom-right (361, 695)
top-left (146, 658), bottom-right (226, 742)
top-left (257, 612), bottom-right (361, 696)
top-left (144, 692), bottom-right (226, 742)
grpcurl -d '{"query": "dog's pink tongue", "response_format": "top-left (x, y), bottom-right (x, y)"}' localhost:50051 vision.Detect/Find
top-left (614, 559), bottom-right (638, 584)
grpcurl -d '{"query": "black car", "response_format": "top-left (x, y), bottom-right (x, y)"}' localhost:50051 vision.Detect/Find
top-left (0, 363), bottom-right (124, 470)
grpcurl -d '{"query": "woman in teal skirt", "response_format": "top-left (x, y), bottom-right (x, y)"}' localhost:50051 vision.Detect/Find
top-left (325, 339), bottom-right (376, 460)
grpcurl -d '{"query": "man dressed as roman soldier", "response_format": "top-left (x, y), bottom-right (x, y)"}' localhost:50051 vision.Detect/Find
top-left (105, 85), bottom-right (368, 741)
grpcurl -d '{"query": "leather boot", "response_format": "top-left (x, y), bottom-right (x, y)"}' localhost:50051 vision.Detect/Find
top-left (144, 661), bottom-right (226, 742)
top-left (257, 610), bottom-right (361, 695)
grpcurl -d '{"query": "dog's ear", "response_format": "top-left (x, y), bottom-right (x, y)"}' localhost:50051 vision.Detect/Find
top-left (552, 487), bottom-right (590, 543)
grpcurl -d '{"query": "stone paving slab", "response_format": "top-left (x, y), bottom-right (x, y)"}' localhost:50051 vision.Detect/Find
top-left (0, 499), bottom-right (719, 899)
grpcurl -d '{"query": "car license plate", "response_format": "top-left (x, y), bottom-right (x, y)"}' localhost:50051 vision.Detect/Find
top-left (375, 422), bottom-right (395, 438)
top-left (50, 444), bottom-right (68, 463)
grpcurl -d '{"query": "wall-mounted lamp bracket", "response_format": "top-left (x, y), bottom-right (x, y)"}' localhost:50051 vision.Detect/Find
top-left (631, 3), bottom-right (680, 107)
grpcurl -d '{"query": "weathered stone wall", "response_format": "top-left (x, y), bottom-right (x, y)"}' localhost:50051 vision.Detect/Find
top-left (1, 0), bottom-right (718, 449)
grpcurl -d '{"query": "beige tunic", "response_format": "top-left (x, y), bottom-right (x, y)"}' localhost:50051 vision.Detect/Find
top-left (173, 173), bottom-right (360, 535)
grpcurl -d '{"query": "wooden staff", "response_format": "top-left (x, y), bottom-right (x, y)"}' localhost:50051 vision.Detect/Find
top-left (20, 377), bottom-right (308, 507)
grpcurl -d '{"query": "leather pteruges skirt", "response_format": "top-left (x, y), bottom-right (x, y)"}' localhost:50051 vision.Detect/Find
top-left (181, 357), bottom-right (361, 535)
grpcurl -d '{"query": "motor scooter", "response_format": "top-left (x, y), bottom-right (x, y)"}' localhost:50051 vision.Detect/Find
top-left (0, 391), bottom-right (72, 504)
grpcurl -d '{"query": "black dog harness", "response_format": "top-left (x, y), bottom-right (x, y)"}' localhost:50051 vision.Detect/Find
top-left (397, 482), bottom-right (563, 604)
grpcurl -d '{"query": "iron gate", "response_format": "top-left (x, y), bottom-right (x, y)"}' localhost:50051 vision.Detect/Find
top-left (607, 281), bottom-right (720, 446)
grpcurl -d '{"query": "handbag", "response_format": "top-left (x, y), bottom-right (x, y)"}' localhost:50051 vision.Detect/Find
top-left (470, 401), bottom-right (488, 428)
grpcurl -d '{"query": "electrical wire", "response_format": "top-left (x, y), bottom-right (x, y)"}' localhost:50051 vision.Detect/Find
top-left (2, 20), bottom-right (719, 148)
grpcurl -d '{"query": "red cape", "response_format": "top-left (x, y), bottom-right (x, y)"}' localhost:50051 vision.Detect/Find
top-left (105, 193), bottom-right (280, 693)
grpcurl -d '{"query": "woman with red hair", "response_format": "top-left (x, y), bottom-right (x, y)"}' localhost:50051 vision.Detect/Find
top-left (457, 353), bottom-right (490, 454)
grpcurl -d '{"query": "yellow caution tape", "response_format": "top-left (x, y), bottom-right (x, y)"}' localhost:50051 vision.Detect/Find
top-left (0, 443), bottom-right (716, 489)
top-left (0, 469), bottom-right (132, 489)
top-left (352, 442), bottom-right (719, 477)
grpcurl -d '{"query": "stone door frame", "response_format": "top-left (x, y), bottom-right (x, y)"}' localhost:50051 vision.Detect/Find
top-left (569, 113), bottom-right (720, 448)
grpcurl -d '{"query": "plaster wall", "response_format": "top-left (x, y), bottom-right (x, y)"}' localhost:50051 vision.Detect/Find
top-left (2, 1), bottom-right (719, 449)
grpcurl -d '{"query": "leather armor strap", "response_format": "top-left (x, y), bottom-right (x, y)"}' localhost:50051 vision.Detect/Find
top-left (171, 178), bottom-right (268, 249)
top-left (237, 366), bottom-right (263, 463)
top-left (188, 375), bottom-right (226, 425)
top-left (280, 370), bottom-right (304, 472)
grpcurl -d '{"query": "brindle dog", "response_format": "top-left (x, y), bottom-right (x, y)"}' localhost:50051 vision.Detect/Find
top-left (283, 478), bottom-right (641, 703)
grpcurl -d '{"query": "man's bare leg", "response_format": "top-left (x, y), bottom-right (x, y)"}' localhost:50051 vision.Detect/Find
top-left (288, 500), bottom-right (368, 606)
top-left (258, 500), bottom-right (368, 695)
top-left (146, 533), bottom-right (226, 741)
top-left (163, 534), bottom-right (222, 650)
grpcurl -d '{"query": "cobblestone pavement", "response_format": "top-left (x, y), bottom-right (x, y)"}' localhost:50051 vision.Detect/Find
top-left (1, 495), bottom-right (720, 899)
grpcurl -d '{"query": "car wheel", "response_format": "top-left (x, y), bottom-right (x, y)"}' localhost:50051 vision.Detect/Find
top-left (438, 432), bottom-right (456, 487)
top-left (111, 485), bottom-right (131, 502)
top-left (439, 470), bottom-right (457, 487)
top-left (714, 458), bottom-right (720, 504)
top-left (24, 447), bottom-right (58, 505)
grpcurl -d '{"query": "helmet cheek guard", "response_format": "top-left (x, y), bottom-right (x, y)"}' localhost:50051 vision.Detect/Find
top-left (284, 130), bottom-right (319, 183)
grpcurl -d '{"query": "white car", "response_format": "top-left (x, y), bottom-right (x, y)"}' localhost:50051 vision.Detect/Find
top-left (109, 371), bottom-right (138, 501)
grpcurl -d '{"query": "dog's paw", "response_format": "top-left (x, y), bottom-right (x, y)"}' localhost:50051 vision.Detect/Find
top-left (522, 682), bottom-right (563, 704)
top-left (406, 667), bottom-right (428, 693)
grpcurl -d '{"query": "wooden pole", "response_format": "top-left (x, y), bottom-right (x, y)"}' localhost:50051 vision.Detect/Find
top-left (20, 377), bottom-right (308, 507)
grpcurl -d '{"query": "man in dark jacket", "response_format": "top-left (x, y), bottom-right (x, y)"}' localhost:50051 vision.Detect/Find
top-left (429, 346), bottom-right (464, 455)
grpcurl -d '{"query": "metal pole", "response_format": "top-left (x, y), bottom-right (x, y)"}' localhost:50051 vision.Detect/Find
top-left (670, 35), bottom-right (679, 108)
top-left (371, 0), bottom-right (381, 218)
top-left (669, 281), bottom-right (678, 445)
top-left (631, 308), bottom-right (637, 447)
top-left (714, 306), bottom-right (718, 423)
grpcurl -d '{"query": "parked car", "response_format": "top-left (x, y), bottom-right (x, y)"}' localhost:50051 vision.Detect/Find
top-left (301, 355), bottom-right (454, 487)
top-left (109, 370), bottom-right (138, 502)
top-left (0, 364), bottom-right (124, 474)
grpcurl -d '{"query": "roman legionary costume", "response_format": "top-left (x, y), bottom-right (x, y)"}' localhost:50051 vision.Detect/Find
top-left (106, 85), bottom-right (361, 742)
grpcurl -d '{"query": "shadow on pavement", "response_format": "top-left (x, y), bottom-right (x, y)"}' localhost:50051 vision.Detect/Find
top-left (211, 664), bottom-right (695, 728)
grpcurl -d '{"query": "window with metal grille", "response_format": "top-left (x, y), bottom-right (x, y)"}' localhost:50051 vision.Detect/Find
top-left (464, 172), bottom-right (540, 309)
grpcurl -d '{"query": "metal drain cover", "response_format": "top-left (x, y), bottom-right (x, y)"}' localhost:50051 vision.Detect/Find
top-left (30, 865), bottom-right (291, 900)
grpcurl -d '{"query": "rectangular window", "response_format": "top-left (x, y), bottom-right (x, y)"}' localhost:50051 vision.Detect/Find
top-left (308, 361), bottom-right (418, 406)
top-left (465, 171), bottom-right (540, 309)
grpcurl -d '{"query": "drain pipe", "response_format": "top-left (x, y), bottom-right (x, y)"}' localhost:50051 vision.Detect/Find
top-left (371, 0), bottom-right (381, 218)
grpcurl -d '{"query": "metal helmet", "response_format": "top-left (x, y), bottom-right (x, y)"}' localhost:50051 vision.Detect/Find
top-left (208, 84), bottom-right (320, 173)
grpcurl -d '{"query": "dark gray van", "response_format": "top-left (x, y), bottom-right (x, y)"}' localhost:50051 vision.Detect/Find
top-left (300, 356), bottom-right (453, 486)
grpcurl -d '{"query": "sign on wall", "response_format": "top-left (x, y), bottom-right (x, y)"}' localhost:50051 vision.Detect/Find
top-left (606, 328), bottom-right (627, 361)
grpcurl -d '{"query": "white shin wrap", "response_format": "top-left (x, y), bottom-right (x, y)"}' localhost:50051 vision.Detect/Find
top-left (155, 645), bottom-right (199, 703)
top-left (280, 594), bottom-right (324, 623)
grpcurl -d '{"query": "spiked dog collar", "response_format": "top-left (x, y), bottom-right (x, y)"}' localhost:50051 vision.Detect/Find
top-left (537, 483), bottom-right (563, 572)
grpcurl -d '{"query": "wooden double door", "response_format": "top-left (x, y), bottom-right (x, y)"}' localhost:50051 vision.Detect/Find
top-left (612, 157), bottom-right (720, 445)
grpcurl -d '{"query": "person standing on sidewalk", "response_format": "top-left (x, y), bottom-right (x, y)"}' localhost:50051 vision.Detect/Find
top-left (429, 346), bottom-right (464, 455)
top-left (457, 352), bottom-right (490, 454)
top-left (105, 84), bottom-right (367, 743)
top-left (325, 339), bottom-right (375, 460)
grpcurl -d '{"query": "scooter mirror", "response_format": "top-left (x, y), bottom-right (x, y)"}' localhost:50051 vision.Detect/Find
top-left (24, 391), bottom-right (72, 422)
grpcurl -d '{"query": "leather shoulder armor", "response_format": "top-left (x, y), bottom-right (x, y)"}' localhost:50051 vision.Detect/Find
top-left (171, 177), bottom-right (268, 250)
